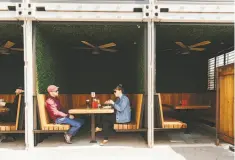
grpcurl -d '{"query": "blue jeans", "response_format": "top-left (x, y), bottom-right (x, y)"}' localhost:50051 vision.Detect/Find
top-left (55, 117), bottom-right (85, 136)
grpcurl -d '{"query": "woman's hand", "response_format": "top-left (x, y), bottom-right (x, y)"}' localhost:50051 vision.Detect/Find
top-left (108, 100), bottom-right (114, 105)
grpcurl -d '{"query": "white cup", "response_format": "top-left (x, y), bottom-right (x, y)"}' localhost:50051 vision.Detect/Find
top-left (91, 92), bottom-right (95, 98)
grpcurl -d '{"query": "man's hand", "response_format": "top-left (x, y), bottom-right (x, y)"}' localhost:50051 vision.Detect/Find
top-left (0, 102), bottom-right (6, 107)
top-left (69, 115), bottom-right (74, 119)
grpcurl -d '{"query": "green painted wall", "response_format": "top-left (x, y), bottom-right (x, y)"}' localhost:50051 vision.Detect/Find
top-left (0, 23), bottom-right (24, 93)
top-left (155, 53), bottom-right (208, 93)
top-left (0, 55), bottom-right (24, 93)
top-left (35, 24), bottom-right (145, 94)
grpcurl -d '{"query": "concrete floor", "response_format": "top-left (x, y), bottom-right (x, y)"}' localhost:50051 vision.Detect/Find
top-left (0, 125), bottom-right (234, 160)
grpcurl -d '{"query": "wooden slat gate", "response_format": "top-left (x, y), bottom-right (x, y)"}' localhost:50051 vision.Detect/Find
top-left (216, 63), bottom-right (234, 145)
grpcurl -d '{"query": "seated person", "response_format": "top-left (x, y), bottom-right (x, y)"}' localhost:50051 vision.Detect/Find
top-left (96, 84), bottom-right (131, 146)
top-left (0, 86), bottom-right (24, 142)
top-left (45, 85), bottom-right (85, 144)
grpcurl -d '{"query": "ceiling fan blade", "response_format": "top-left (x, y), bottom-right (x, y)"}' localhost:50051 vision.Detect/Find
top-left (4, 41), bottom-right (15, 49)
top-left (81, 41), bottom-right (96, 48)
top-left (189, 41), bottom-right (211, 48)
top-left (182, 51), bottom-right (190, 55)
top-left (99, 42), bottom-right (116, 49)
top-left (100, 48), bottom-right (117, 53)
top-left (189, 48), bottom-right (205, 51)
top-left (10, 48), bottom-right (24, 51)
top-left (73, 47), bottom-right (93, 50)
top-left (175, 42), bottom-right (187, 49)
top-left (159, 49), bottom-right (173, 52)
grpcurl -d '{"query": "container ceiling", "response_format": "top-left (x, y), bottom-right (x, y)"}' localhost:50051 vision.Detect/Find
top-left (31, 0), bottom-right (147, 3)
top-left (35, 22), bottom-right (145, 51)
top-left (156, 24), bottom-right (234, 57)
top-left (0, 23), bottom-right (23, 49)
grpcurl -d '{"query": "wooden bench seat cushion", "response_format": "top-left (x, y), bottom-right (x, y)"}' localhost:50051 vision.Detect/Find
top-left (114, 122), bottom-right (137, 130)
top-left (0, 122), bottom-right (16, 131)
top-left (155, 94), bottom-right (187, 129)
top-left (42, 124), bottom-right (70, 131)
top-left (163, 117), bottom-right (187, 129)
top-left (37, 94), bottom-right (70, 131)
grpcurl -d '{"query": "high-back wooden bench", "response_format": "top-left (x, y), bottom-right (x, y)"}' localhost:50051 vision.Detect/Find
top-left (154, 93), bottom-right (187, 130)
top-left (37, 94), bottom-right (70, 132)
top-left (0, 94), bottom-right (24, 133)
top-left (114, 94), bottom-right (144, 131)
top-left (36, 94), bottom-right (144, 132)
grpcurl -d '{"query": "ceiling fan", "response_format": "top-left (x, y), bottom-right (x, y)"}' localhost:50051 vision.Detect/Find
top-left (0, 41), bottom-right (24, 55)
top-left (73, 41), bottom-right (117, 55)
top-left (160, 40), bottom-right (211, 55)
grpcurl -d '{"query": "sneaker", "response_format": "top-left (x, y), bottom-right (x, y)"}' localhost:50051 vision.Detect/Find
top-left (64, 134), bottom-right (72, 144)
top-left (95, 127), bottom-right (102, 133)
top-left (99, 140), bottom-right (108, 146)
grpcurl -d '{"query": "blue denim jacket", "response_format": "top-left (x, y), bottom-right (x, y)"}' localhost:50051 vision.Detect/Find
top-left (113, 94), bottom-right (131, 123)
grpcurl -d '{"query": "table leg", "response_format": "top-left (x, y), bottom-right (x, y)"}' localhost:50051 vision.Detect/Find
top-left (178, 110), bottom-right (191, 134)
top-left (229, 145), bottom-right (234, 152)
top-left (90, 114), bottom-right (97, 143)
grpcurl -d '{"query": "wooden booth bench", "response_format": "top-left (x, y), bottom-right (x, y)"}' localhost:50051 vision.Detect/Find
top-left (0, 94), bottom-right (25, 133)
top-left (35, 94), bottom-right (145, 134)
top-left (154, 93), bottom-right (187, 131)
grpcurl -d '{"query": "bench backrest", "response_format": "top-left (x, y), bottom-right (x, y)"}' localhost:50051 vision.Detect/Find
top-left (154, 93), bottom-right (164, 128)
top-left (0, 94), bottom-right (22, 130)
top-left (37, 94), bottom-right (50, 129)
top-left (37, 94), bottom-right (143, 129)
top-left (127, 94), bottom-right (143, 128)
top-left (15, 94), bottom-right (22, 130)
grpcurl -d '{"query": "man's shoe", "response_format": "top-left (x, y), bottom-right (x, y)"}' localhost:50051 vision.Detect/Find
top-left (1, 136), bottom-right (16, 143)
top-left (64, 134), bottom-right (72, 144)
top-left (95, 127), bottom-right (102, 133)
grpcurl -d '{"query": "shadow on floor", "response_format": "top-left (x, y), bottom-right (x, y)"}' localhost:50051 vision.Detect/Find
top-left (0, 134), bottom-right (25, 150)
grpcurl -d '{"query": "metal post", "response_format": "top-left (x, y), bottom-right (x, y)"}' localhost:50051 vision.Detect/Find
top-left (24, 19), bottom-right (34, 149)
top-left (147, 20), bottom-right (154, 148)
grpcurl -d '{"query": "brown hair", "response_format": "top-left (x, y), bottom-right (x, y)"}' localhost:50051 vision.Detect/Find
top-left (114, 84), bottom-right (124, 92)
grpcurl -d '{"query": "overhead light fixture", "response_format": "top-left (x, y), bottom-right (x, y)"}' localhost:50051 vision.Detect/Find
top-left (134, 42), bottom-right (137, 44)
top-left (137, 25), bottom-right (140, 28)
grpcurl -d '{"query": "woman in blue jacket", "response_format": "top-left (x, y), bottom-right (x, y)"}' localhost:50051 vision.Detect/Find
top-left (96, 84), bottom-right (131, 146)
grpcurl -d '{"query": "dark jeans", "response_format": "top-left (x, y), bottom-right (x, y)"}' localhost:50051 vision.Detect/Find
top-left (55, 117), bottom-right (85, 136)
top-left (98, 113), bottom-right (116, 140)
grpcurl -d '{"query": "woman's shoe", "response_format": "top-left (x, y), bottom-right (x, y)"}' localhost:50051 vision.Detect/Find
top-left (95, 127), bottom-right (102, 133)
top-left (99, 140), bottom-right (108, 146)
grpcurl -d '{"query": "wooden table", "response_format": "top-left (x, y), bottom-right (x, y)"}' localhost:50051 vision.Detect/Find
top-left (172, 105), bottom-right (211, 110)
top-left (69, 107), bottom-right (114, 143)
top-left (163, 104), bottom-right (211, 133)
top-left (0, 108), bottom-right (9, 113)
